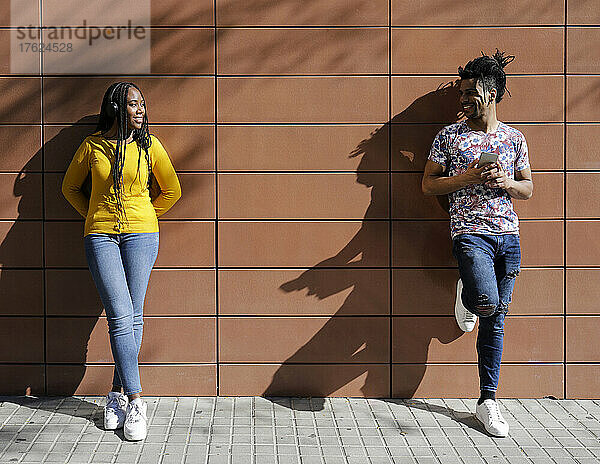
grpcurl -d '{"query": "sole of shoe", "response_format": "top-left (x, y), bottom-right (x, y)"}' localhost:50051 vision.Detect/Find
top-left (124, 429), bottom-right (147, 441)
top-left (104, 417), bottom-right (124, 430)
top-left (103, 422), bottom-right (122, 430)
top-left (475, 414), bottom-right (508, 438)
top-left (454, 280), bottom-right (475, 332)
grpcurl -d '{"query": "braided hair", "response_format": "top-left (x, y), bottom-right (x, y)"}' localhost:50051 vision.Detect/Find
top-left (96, 82), bottom-right (153, 225)
top-left (458, 49), bottom-right (515, 103)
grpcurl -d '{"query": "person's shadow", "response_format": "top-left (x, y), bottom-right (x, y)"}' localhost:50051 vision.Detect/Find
top-left (0, 396), bottom-right (108, 433)
top-left (0, 116), bottom-right (104, 419)
top-left (264, 83), bottom-right (468, 413)
top-left (388, 398), bottom-right (487, 434)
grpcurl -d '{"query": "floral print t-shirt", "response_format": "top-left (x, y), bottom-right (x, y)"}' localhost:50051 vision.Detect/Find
top-left (428, 121), bottom-right (530, 239)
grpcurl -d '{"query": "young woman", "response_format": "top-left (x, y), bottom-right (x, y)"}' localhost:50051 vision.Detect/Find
top-left (62, 82), bottom-right (181, 440)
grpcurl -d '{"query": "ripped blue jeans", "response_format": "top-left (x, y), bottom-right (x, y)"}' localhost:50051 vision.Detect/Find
top-left (452, 233), bottom-right (521, 392)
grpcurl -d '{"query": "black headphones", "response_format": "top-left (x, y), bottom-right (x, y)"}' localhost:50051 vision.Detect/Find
top-left (106, 83), bottom-right (122, 118)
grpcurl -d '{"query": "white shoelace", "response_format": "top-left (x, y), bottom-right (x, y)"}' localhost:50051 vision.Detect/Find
top-left (127, 403), bottom-right (145, 424)
top-left (483, 402), bottom-right (504, 423)
top-left (107, 395), bottom-right (127, 411)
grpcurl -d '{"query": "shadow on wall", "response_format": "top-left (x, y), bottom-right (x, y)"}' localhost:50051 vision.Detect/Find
top-left (0, 116), bottom-right (101, 396)
top-left (263, 84), bottom-right (464, 405)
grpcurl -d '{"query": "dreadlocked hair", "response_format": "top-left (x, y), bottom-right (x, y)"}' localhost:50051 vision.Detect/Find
top-left (96, 82), bottom-right (153, 226)
top-left (458, 49), bottom-right (515, 103)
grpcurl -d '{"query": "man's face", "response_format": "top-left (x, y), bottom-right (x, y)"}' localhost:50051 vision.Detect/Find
top-left (459, 78), bottom-right (493, 119)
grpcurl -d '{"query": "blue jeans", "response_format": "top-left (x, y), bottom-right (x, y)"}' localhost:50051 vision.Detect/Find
top-left (84, 232), bottom-right (159, 395)
top-left (452, 233), bottom-right (521, 392)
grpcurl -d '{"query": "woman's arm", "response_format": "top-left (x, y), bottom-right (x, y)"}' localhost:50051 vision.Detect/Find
top-left (150, 137), bottom-right (182, 217)
top-left (61, 140), bottom-right (90, 218)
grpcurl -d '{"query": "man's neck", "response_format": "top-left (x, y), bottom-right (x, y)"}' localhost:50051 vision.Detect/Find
top-left (466, 112), bottom-right (499, 133)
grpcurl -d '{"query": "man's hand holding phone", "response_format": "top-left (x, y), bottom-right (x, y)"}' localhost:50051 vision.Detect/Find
top-left (459, 152), bottom-right (512, 189)
top-left (475, 152), bottom-right (510, 189)
top-left (482, 162), bottom-right (512, 189)
top-left (461, 159), bottom-right (488, 185)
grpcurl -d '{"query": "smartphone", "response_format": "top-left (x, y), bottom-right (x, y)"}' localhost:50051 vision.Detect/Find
top-left (477, 152), bottom-right (498, 168)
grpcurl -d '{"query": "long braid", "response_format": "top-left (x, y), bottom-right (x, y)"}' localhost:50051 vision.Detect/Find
top-left (112, 83), bottom-right (128, 225)
top-left (129, 83), bottom-right (152, 191)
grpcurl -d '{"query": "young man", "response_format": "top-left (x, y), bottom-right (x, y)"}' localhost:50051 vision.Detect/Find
top-left (421, 51), bottom-right (533, 437)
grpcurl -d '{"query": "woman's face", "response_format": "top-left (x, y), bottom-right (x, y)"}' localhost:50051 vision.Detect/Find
top-left (126, 86), bottom-right (145, 130)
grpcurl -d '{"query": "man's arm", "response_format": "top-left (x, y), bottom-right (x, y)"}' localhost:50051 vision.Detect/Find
top-left (483, 165), bottom-right (533, 200)
top-left (422, 159), bottom-right (487, 196)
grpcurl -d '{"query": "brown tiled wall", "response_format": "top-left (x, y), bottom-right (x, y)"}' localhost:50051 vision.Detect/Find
top-left (0, 0), bottom-right (597, 398)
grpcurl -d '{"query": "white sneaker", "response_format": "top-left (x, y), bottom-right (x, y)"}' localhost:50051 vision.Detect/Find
top-left (455, 279), bottom-right (476, 332)
top-left (104, 392), bottom-right (128, 430)
top-left (124, 398), bottom-right (148, 441)
top-left (476, 399), bottom-right (509, 437)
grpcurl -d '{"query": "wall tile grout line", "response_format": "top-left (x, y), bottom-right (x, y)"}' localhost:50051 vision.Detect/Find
top-left (0, 121), bottom-right (590, 127)
top-left (563, 0), bottom-right (568, 400)
top-left (40, 313), bottom-right (578, 318)
top-left (0, 314), bottom-right (580, 320)
top-left (49, 122), bottom-right (584, 125)
top-left (0, 265), bottom-right (578, 270)
top-left (18, 169), bottom-right (572, 174)
top-left (0, 361), bottom-right (574, 365)
top-left (3, 25), bottom-right (596, 30)
top-left (387, 0), bottom-right (394, 400)
top-left (214, 0), bottom-right (220, 397)
top-left (4, 72), bottom-right (589, 78)
top-left (39, 0), bottom-right (47, 396)
top-left (5, 72), bottom-right (593, 78)
top-left (25, 217), bottom-right (574, 222)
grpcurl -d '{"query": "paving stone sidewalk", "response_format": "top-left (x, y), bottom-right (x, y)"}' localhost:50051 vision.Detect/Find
top-left (1, 397), bottom-right (600, 464)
